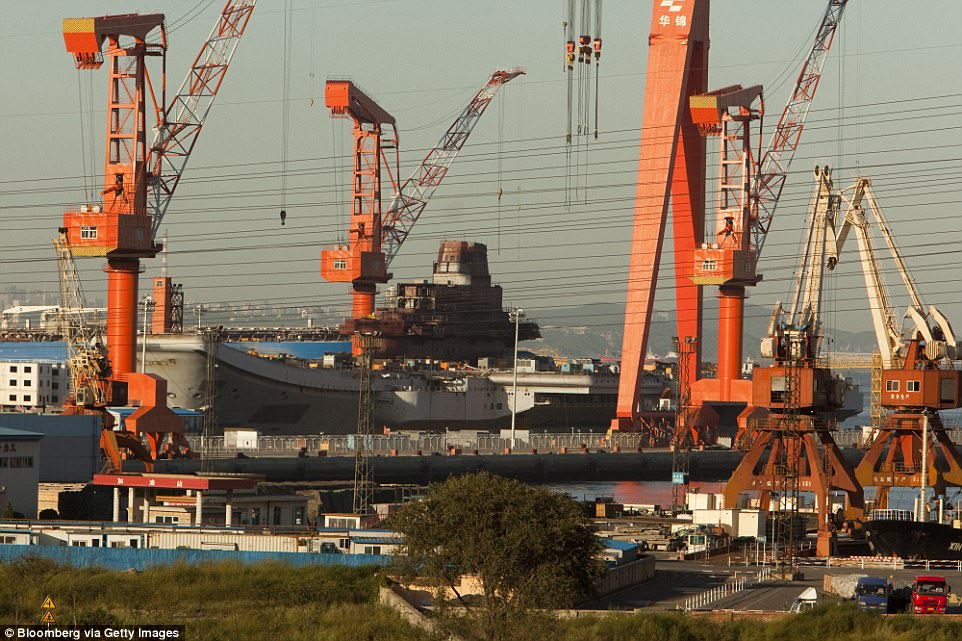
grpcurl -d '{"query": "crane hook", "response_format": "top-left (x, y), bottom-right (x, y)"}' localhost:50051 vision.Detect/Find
top-left (280, 209), bottom-right (287, 226)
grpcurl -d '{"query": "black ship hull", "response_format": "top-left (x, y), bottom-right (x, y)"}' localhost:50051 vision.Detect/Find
top-left (864, 519), bottom-right (962, 560)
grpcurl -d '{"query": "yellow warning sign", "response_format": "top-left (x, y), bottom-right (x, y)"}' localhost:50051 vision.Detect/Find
top-left (41, 595), bottom-right (56, 610)
top-left (41, 610), bottom-right (56, 624)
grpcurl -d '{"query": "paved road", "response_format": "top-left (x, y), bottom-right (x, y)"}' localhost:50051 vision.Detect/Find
top-left (583, 557), bottom-right (962, 612)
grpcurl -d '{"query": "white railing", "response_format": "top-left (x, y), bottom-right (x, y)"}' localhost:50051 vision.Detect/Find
top-left (680, 567), bottom-right (774, 611)
top-left (185, 431), bottom-right (649, 458)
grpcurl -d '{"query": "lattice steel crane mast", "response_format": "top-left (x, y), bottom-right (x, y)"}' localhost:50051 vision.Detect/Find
top-left (55, 231), bottom-right (110, 410)
top-left (61, 2), bottom-right (256, 466)
top-left (322, 69), bottom-right (524, 354)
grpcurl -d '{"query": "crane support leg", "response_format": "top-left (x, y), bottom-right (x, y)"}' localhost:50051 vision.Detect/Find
top-left (669, 44), bottom-right (708, 390)
top-left (856, 412), bottom-right (962, 508)
top-left (613, 0), bottom-right (708, 430)
top-left (717, 285), bottom-right (745, 400)
top-left (725, 417), bottom-right (863, 520)
top-left (106, 258), bottom-right (141, 378)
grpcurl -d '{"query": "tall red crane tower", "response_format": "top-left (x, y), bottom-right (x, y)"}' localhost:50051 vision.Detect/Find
top-left (321, 70), bottom-right (525, 354)
top-left (321, 81), bottom-right (399, 332)
top-left (61, 3), bottom-right (256, 466)
top-left (613, 0), bottom-right (848, 438)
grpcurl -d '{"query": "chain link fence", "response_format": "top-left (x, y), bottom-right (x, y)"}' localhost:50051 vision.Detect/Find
top-left (185, 431), bottom-right (650, 458)
top-left (184, 426), bottom-right (962, 458)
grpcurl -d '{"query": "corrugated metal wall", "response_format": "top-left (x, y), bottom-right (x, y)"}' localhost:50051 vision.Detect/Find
top-left (152, 531), bottom-right (300, 553)
top-left (0, 544), bottom-right (390, 570)
top-left (0, 414), bottom-right (100, 482)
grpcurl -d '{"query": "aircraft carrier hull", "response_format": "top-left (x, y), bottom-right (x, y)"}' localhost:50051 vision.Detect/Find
top-left (145, 334), bottom-right (635, 435)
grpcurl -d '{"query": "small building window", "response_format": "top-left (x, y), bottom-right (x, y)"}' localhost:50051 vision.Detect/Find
top-left (8, 366), bottom-right (16, 373)
top-left (23, 366), bottom-right (31, 373)
top-left (52, 368), bottom-right (60, 376)
top-left (907, 380), bottom-right (921, 392)
top-left (52, 382), bottom-right (59, 390)
top-left (23, 380), bottom-right (31, 387)
top-left (363, 546), bottom-right (382, 556)
top-left (701, 259), bottom-right (718, 272)
top-left (333, 259), bottom-right (347, 270)
top-left (8, 395), bottom-right (15, 402)
top-left (81, 226), bottom-right (98, 239)
top-left (273, 506), bottom-right (282, 526)
top-left (886, 380), bottom-right (900, 392)
top-left (23, 395), bottom-right (31, 402)
top-left (8, 380), bottom-right (15, 386)
top-left (293, 506), bottom-right (305, 526)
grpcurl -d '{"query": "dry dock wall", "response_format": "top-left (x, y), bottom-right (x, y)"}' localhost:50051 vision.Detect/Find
top-left (156, 449), bottom-right (787, 483)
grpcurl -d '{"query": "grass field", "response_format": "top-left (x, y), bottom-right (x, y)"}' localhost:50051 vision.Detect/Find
top-left (3, 558), bottom-right (962, 641)
top-left (0, 557), bottom-right (423, 641)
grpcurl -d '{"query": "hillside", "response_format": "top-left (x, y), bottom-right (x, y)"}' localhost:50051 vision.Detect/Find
top-left (527, 301), bottom-right (878, 360)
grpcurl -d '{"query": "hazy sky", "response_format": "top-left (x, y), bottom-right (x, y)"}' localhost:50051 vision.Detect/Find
top-left (1, 0), bottom-right (961, 351)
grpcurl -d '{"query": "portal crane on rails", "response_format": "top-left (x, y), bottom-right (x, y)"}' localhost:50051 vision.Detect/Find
top-left (613, 0), bottom-right (849, 442)
top-left (321, 69), bottom-right (525, 354)
top-left (60, 2), bottom-right (256, 468)
top-left (831, 178), bottom-right (962, 509)
top-left (724, 168), bottom-right (864, 558)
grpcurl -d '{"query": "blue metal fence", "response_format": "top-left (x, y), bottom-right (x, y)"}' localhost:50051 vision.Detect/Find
top-left (0, 545), bottom-right (391, 571)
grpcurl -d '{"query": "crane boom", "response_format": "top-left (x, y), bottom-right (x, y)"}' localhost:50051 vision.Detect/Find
top-left (834, 177), bottom-right (959, 365)
top-left (54, 231), bottom-right (110, 407)
top-left (380, 67), bottom-right (525, 268)
top-left (148, 1), bottom-right (257, 238)
top-left (751, 0), bottom-right (848, 256)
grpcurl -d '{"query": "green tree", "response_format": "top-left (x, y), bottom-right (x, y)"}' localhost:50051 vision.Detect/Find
top-left (389, 472), bottom-right (604, 641)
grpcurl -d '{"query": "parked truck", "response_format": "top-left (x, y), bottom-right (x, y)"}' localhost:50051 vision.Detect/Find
top-left (854, 576), bottom-right (891, 613)
top-left (912, 576), bottom-right (949, 614)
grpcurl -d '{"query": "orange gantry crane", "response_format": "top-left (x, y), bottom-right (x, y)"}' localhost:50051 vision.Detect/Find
top-left (613, 0), bottom-right (849, 441)
top-left (321, 69), bottom-right (525, 354)
top-left (61, 3), bottom-right (256, 469)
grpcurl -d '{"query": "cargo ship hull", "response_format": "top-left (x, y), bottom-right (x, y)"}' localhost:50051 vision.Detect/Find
top-left (864, 519), bottom-right (962, 560)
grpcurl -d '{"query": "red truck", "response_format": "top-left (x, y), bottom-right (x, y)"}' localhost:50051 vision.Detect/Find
top-left (912, 576), bottom-right (949, 614)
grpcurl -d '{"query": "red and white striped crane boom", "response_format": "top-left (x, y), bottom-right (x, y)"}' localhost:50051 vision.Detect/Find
top-left (380, 67), bottom-right (525, 269)
top-left (148, 1), bottom-right (257, 239)
top-left (751, 0), bottom-right (849, 257)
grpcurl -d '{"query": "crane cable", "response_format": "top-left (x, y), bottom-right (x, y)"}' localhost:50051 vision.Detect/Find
top-left (280, 0), bottom-right (294, 226)
top-left (75, 71), bottom-right (90, 204)
top-left (497, 94), bottom-right (505, 254)
top-left (564, 0), bottom-right (575, 209)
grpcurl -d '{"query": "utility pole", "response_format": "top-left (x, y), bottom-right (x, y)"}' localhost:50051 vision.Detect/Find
top-left (141, 296), bottom-right (154, 373)
top-left (195, 304), bottom-right (209, 330)
top-left (509, 308), bottom-right (525, 450)
top-left (672, 336), bottom-right (696, 511)
top-left (201, 329), bottom-right (220, 475)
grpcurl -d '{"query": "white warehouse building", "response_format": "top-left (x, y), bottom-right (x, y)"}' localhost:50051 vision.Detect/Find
top-left (0, 360), bottom-right (67, 410)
